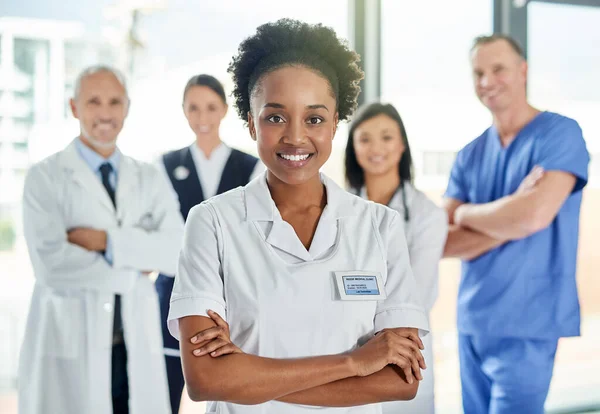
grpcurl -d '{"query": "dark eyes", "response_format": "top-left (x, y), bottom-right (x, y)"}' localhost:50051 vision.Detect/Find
top-left (266, 115), bottom-right (323, 125)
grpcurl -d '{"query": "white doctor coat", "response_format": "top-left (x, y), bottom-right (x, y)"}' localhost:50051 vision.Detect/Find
top-left (18, 139), bottom-right (184, 414)
top-left (359, 183), bottom-right (448, 414)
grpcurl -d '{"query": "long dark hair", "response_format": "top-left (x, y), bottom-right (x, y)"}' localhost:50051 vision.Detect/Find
top-left (345, 102), bottom-right (413, 190)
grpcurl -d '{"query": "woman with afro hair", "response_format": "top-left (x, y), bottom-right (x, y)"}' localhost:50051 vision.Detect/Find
top-left (167, 19), bottom-right (429, 413)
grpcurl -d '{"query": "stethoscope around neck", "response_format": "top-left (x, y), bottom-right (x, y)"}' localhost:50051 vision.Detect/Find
top-left (357, 181), bottom-right (410, 222)
top-left (389, 181), bottom-right (410, 222)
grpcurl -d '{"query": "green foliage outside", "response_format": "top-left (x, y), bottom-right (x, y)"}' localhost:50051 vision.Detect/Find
top-left (0, 219), bottom-right (16, 251)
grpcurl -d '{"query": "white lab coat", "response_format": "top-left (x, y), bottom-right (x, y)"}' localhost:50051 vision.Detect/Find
top-left (18, 139), bottom-right (184, 414)
top-left (359, 183), bottom-right (448, 414)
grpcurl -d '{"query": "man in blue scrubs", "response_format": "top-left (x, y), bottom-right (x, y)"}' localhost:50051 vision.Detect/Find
top-left (443, 34), bottom-right (589, 414)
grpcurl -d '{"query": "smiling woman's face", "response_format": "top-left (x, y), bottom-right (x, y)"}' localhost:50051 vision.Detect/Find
top-left (352, 114), bottom-right (405, 179)
top-left (248, 65), bottom-right (338, 186)
top-left (183, 85), bottom-right (227, 140)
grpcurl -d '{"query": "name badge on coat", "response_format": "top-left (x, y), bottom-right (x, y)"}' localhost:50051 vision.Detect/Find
top-left (334, 271), bottom-right (387, 301)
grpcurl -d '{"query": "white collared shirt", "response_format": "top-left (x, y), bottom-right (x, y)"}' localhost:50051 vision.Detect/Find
top-left (158, 142), bottom-right (265, 202)
top-left (168, 172), bottom-right (428, 414)
top-left (189, 142), bottom-right (230, 199)
top-left (191, 142), bottom-right (264, 199)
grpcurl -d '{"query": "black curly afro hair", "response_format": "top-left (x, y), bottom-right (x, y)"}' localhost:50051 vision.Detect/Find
top-left (228, 18), bottom-right (364, 123)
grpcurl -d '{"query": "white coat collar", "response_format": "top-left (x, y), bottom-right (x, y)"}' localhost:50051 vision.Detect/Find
top-left (58, 139), bottom-right (138, 214)
top-left (244, 171), bottom-right (356, 261)
top-left (245, 171), bottom-right (356, 222)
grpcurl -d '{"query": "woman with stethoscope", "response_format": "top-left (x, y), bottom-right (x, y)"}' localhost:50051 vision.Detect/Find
top-left (345, 102), bottom-right (448, 414)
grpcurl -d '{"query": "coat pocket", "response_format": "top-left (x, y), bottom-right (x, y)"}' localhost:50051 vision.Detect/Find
top-left (43, 294), bottom-right (83, 359)
top-left (143, 295), bottom-right (164, 355)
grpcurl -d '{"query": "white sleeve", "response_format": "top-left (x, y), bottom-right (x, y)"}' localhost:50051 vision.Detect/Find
top-left (23, 164), bottom-right (135, 293)
top-left (408, 197), bottom-right (448, 311)
top-left (167, 202), bottom-right (226, 341)
top-left (373, 207), bottom-right (430, 336)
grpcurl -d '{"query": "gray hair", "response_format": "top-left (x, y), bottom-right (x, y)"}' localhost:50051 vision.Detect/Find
top-left (73, 65), bottom-right (129, 98)
top-left (471, 34), bottom-right (526, 60)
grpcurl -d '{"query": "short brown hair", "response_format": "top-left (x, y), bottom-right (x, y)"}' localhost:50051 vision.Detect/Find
top-left (183, 74), bottom-right (227, 105)
top-left (472, 34), bottom-right (525, 59)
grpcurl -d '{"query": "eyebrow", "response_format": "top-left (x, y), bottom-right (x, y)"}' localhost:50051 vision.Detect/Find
top-left (308, 104), bottom-right (329, 112)
top-left (85, 96), bottom-right (124, 101)
top-left (359, 129), bottom-right (391, 137)
top-left (263, 103), bottom-right (329, 112)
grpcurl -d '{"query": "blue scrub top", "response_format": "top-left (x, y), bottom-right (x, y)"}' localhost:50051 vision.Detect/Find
top-left (445, 111), bottom-right (589, 340)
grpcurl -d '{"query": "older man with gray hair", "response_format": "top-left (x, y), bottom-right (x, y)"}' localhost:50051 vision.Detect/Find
top-left (18, 65), bottom-right (182, 414)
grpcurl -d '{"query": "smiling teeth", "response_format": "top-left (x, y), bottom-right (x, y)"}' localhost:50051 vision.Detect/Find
top-left (281, 154), bottom-right (309, 161)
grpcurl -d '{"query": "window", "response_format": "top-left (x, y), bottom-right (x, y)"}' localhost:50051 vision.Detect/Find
top-left (381, 1), bottom-right (493, 411)
top-left (527, 2), bottom-right (600, 411)
top-left (422, 151), bottom-right (457, 177)
top-left (381, 0), bottom-right (492, 192)
top-left (117, 0), bottom-right (349, 183)
top-left (13, 38), bottom-right (50, 125)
